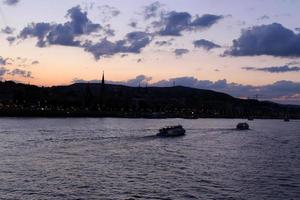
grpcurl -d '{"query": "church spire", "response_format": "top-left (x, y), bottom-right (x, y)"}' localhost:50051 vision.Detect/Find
top-left (101, 71), bottom-right (105, 86)
top-left (99, 71), bottom-right (105, 109)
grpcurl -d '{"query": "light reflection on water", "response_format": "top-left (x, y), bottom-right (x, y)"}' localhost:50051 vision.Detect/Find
top-left (0, 118), bottom-right (299, 199)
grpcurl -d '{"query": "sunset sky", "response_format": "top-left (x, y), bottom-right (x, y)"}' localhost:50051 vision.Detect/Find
top-left (0, 0), bottom-right (300, 104)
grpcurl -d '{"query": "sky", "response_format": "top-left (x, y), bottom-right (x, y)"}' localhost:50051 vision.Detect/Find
top-left (0, 0), bottom-right (300, 104)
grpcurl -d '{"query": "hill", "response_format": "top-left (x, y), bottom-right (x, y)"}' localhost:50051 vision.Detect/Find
top-left (0, 81), bottom-right (299, 118)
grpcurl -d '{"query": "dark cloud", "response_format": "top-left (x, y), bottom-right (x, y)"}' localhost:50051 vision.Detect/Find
top-left (73, 75), bottom-right (300, 104)
top-left (16, 4), bottom-right (224, 59)
top-left (46, 24), bottom-right (81, 46)
top-left (158, 11), bottom-right (191, 36)
top-left (154, 11), bottom-right (223, 36)
top-left (193, 39), bottom-right (221, 50)
top-left (66, 6), bottom-right (101, 35)
top-left (1, 26), bottom-right (14, 34)
top-left (83, 39), bottom-right (121, 59)
top-left (83, 31), bottom-right (152, 59)
top-left (3, 0), bottom-right (19, 6)
top-left (19, 22), bottom-right (52, 47)
top-left (190, 14), bottom-right (223, 29)
top-left (174, 48), bottom-right (189, 57)
top-left (242, 65), bottom-right (300, 73)
top-left (18, 6), bottom-right (102, 47)
top-left (225, 23), bottom-right (300, 57)
top-left (17, 6), bottom-right (155, 59)
top-left (8, 68), bottom-right (33, 78)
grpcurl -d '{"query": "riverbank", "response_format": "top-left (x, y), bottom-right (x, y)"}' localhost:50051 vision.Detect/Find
top-left (0, 110), bottom-right (299, 119)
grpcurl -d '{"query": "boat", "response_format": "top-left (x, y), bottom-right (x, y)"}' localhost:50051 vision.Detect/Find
top-left (284, 117), bottom-right (290, 122)
top-left (247, 117), bottom-right (254, 121)
top-left (236, 122), bottom-right (249, 130)
top-left (157, 125), bottom-right (186, 137)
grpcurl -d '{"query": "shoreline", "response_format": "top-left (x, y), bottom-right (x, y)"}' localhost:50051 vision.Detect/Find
top-left (0, 111), bottom-right (298, 120)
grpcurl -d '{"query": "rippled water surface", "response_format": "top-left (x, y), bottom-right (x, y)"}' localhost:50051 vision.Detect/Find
top-left (0, 118), bottom-right (299, 199)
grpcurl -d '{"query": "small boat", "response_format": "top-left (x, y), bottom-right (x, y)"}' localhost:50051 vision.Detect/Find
top-left (157, 125), bottom-right (186, 137)
top-left (247, 117), bottom-right (254, 121)
top-left (236, 122), bottom-right (249, 130)
top-left (284, 117), bottom-right (290, 122)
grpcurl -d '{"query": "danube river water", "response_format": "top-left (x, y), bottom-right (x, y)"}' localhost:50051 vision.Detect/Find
top-left (0, 118), bottom-right (299, 200)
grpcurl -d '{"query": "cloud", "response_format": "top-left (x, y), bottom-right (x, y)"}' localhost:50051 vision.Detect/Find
top-left (193, 39), bottom-right (221, 50)
top-left (0, 57), bottom-right (7, 65)
top-left (3, 0), bottom-right (19, 6)
top-left (0, 67), bottom-right (8, 81)
top-left (19, 22), bottom-right (52, 47)
top-left (73, 75), bottom-right (152, 87)
top-left (83, 31), bottom-right (152, 59)
top-left (257, 15), bottom-right (270, 21)
top-left (66, 6), bottom-right (101, 35)
top-left (120, 75), bottom-right (152, 86)
top-left (155, 39), bottom-right (173, 46)
top-left (153, 77), bottom-right (300, 104)
top-left (190, 14), bottom-right (223, 28)
top-left (0, 66), bottom-right (8, 75)
top-left (129, 21), bottom-right (138, 28)
top-left (243, 65), bottom-right (300, 73)
top-left (225, 23), bottom-right (300, 57)
top-left (143, 1), bottom-right (165, 20)
top-left (97, 5), bottom-right (120, 22)
top-left (0, 60), bottom-right (33, 79)
top-left (7, 69), bottom-right (33, 78)
top-left (72, 75), bottom-right (300, 104)
top-left (6, 36), bottom-right (16, 44)
top-left (174, 48), bottom-right (189, 57)
top-left (31, 60), bottom-right (39, 65)
top-left (158, 11), bottom-right (191, 36)
top-left (1, 26), bottom-right (14, 34)
top-left (17, 6), bottom-right (153, 59)
top-left (18, 6), bottom-right (102, 47)
top-left (0, 56), bottom-right (39, 67)
top-left (152, 10), bottom-right (223, 36)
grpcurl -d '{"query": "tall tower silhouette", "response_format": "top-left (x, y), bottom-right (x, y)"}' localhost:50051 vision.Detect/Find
top-left (101, 71), bottom-right (105, 87)
top-left (99, 71), bottom-right (105, 109)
